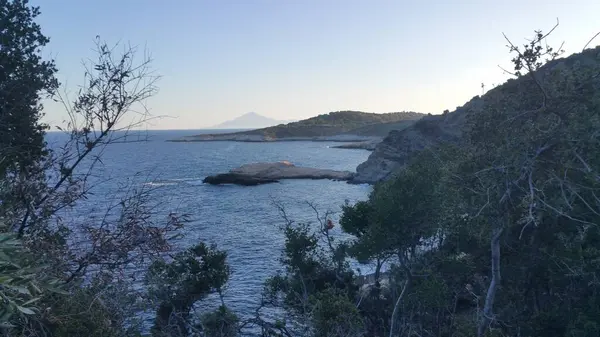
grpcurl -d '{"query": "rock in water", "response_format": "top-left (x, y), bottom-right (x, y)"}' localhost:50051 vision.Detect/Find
top-left (202, 173), bottom-right (279, 186)
top-left (203, 161), bottom-right (355, 186)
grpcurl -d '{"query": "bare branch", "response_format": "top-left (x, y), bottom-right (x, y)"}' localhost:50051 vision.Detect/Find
top-left (583, 31), bottom-right (600, 51)
top-left (478, 227), bottom-right (503, 337)
top-left (389, 279), bottom-right (410, 337)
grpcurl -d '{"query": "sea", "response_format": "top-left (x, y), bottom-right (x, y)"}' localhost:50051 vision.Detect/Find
top-left (45, 129), bottom-right (374, 325)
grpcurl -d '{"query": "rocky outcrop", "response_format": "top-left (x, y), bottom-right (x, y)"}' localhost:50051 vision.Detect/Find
top-left (203, 161), bottom-right (355, 186)
top-left (350, 100), bottom-right (480, 184)
top-left (202, 174), bottom-right (279, 186)
top-left (332, 139), bottom-right (381, 151)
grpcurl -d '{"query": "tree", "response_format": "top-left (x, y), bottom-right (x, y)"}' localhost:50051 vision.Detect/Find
top-left (340, 147), bottom-right (464, 337)
top-left (0, 230), bottom-right (65, 328)
top-left (145, 243), bottom-right (231, 337)
top-left (199, 305), bottom-right (240, 337)
top-left (459, 22), bottom-right (600, 336)
top-left (258, 202), bottom-right (358, 336)
top-left (1, 1), bottom-right (189, 335)
top-left (0, 0), bottom-right (58, 175)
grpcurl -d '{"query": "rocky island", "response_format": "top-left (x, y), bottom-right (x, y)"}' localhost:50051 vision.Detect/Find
top-left (203, 161), bottom-right (355, 186)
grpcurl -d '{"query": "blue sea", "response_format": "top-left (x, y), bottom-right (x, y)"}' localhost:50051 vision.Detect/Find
top-left (45, 129), bottom-right (373, 323)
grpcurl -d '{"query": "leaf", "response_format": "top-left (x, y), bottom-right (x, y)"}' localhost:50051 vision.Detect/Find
top-left (14, 286), bottom-right (31, 296)
top-left (22, 297), bottom-right (41, 306)
top-left (46, 286), bottom-right (69, 296)
top-left (0, 276), bottom-right (13, 284)
top-left (16, 306), bottom-right (36, 315)
top-left (0, 309), bottom-right (14, 323)
top-left (30, 282), bottom-right (42, 294)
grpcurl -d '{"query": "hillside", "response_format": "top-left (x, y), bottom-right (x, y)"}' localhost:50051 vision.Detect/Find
top-left (171, 110), bottom-right (425, 142)
top-left (342, 119), bottom-right (418, 136)
top-left (351, 44), bottom-right (600, 184)
top-left (210, 112), bottom-right (294, 129)
top-left (242, 110), bottom-right (422, 138)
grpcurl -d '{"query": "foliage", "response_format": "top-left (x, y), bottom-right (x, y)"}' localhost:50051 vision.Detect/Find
top-left (310, 287), bottom-right (364, 337)
top-left (460, 23), bottom-right (600, 336)
top-left (32, 275), bottom-right (144, 337)
top-left (0, 231), bottom-right (65, 328)
top-left (199, 305), bottom-right (239, 337)
top-left (0, 0), bottom-right (58, 175)
top-left (260, 204), bottom-right (358, 335)
top-left (0, 1), bottom-right (192, 336)
top-left (145, 243), bottom-right (230, 336)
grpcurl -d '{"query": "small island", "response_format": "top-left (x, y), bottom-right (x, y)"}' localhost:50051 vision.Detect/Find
top-left (203, 161), bottom-right (355, 186)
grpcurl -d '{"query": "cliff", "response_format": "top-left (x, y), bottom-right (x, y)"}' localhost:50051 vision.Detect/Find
top-left (350, 106), bottom-right (472, 183)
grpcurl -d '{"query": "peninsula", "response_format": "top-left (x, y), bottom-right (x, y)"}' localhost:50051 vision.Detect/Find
top-left (169, 110), bottom-right (423, 143)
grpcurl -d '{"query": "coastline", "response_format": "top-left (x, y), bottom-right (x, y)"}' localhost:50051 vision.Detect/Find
top-left (167, 134), bottom-right (383, 143)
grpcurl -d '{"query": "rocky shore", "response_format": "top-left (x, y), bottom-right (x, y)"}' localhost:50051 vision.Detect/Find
top-left (332, 139), bottom-right (380, 151)
top-left (203, 161), bottom-right (355, 186)
top-left (349, 107), bottom-right (472, 184)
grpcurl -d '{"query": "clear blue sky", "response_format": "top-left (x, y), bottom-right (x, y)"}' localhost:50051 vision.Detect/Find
top-left (32, 0), bottom-right (599, 130)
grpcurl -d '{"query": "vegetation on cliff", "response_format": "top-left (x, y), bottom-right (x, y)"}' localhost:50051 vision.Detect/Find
top-left (1, 2), bottom-right (600, 336)
top-left (259, 24), bottom-right (600, 337)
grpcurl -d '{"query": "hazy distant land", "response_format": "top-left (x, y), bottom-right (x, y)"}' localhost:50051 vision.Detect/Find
top-left (209, 112), bottom-right (296, 129)
top-left (170, 110), bottom-right (425, 144)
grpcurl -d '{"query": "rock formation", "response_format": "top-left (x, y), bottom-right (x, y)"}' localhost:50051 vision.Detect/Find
top-left (350, 103), bottom-right (474, 184)
top-left (203, 161), bottom-right (355, 186)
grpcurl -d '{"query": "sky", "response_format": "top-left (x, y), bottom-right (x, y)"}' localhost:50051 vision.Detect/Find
top-left (32, 0), bottom-right (600, 130)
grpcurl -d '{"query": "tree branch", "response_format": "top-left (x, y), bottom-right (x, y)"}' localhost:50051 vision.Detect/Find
top-left (478, 227), bottom-right (503, 336)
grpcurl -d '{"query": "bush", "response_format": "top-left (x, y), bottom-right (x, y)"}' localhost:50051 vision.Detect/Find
top-left (200, 306), bottom-right (239, 337)
top-left (311, 288), bottom-right (364, 337)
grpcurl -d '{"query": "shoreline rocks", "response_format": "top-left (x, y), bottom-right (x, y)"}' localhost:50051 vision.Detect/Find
top-left (203, 161), bottom-right (355, 186)
top-left (332, 140), bottom-right (380, 151)
top-left (349, 107), bottom-right (470, 184)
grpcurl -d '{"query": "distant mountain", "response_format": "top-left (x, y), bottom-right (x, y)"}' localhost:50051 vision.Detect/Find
top-left (210, 112), bottom-right (293, 129)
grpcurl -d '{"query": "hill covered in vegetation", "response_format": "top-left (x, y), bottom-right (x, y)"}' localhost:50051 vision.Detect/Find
top-left (352, 41), bottom-right (600, 183)
top-left (171, 110), bottom-right (424, 142)
top-left (263, 30), bottom-right (600, 337)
